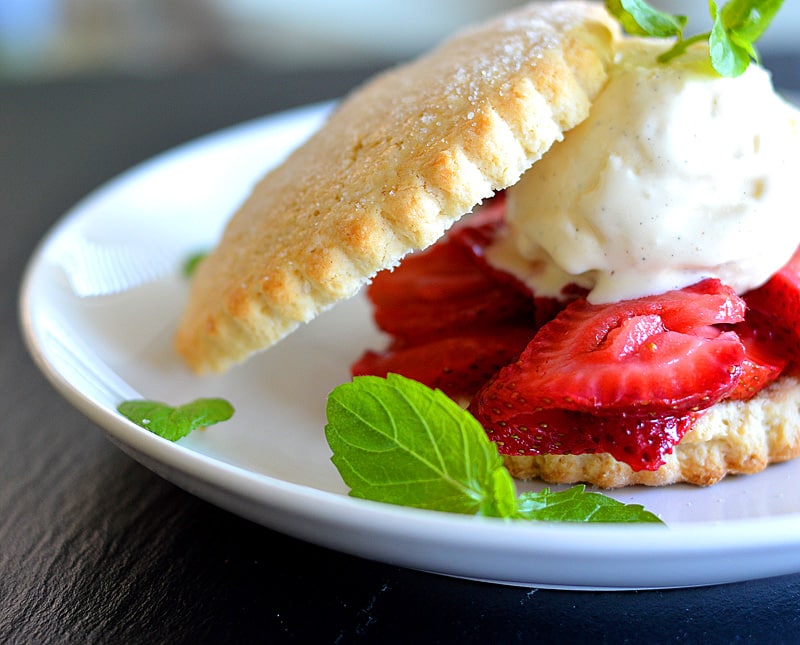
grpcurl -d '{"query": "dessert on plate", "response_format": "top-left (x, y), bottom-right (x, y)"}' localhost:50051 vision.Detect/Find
top-left (175, 1), bottom-right (800, 487)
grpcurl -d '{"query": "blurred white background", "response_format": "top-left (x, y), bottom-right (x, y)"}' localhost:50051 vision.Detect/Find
top-left (1, 0), bottom-right (798, 79)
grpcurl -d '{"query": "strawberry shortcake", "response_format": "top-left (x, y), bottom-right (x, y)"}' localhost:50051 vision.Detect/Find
top-left (175, 2), bottom-right (800, 487)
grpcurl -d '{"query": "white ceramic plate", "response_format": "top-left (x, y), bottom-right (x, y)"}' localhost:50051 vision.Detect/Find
top-left (20, 101), bottom-right (800, 590)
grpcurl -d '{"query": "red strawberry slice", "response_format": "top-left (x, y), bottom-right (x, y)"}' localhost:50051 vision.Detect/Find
top-left (726, 315), bottom-right (789, 401)
top-left (369, 192), bottom-right (507, 309)
top-left (471, 279), bottom-right (746, 418)
top-left (366, 193), bottom-right (580, 345)
top-left (368, 238), bottom-right (536, 343)
top-left (358, 195), bottom-right (546, 399)
top-left (656, 278), bottom-right (748, 330)
top-left (367, 196), bottom-right (541, 343)
top-left (448, 197), bottom-right (535, 298)
top-left (743, 245), bottom-right (800, 362)
top-left (483, 407), bottom-right (700, 471)
top-left (351, 326), bottom-right (535, 399)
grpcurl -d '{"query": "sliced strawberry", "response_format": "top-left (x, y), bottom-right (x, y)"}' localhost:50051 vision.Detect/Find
top-left (448, 198), bottom-right (536, 297)
top-left (351, 327), bottom-right (535, 399)
top-left (368, 239), bottom-right (536, 343)
top-left (367, 196), bottom-right (542, 344)
top-left (468, 280), bottom-right (747, 470)
top-left (367, 234), bottom-right (485, 310)
top-left (726, 315), bottom-right (789, 401)
top-left (743, 245), bottom-right (800, 361)
top-left (482, 407), bottom-right (700, 471)
top-left (471, 279), bottom-right (746, 418)
top-left (657, 279), bottom-right (748, 330)
top-left (366, 193), bottom-right (584, 346)
top-left (358, 195), bottom-right (545, 399)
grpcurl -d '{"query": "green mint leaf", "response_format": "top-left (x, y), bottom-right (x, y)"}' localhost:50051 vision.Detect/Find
top-left (608, 0), bottom-right (783, 77)
top-left (481, 466), bottom-right (519, 518)
top-left (182, 250), bottom-right (208, 278)
top-left (712, 0), bottom-right (784, 74)
top-left (325, 374), bottom-right (515, 514)
top-left (604, 0), bottom-right (686, 37)
top-left (325, 375), bottom-right (663, 524)
top-left (710, 3), bottom-right (753, 77)
top-left (720, 0), bottom-right (784, 45)
top-left (117, 398), bottom-right (234, 441)
top-left (516, 485), bottom-right (662, 523)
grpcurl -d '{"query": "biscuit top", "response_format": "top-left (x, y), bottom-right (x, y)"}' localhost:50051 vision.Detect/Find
top-left (175, 1), bottom-right (619, 373)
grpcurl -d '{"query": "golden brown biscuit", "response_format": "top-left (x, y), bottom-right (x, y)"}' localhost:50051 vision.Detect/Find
top-left (175, 1), bottom-right (619, 373)
top-left (503, 372), bottom-right (800, 487)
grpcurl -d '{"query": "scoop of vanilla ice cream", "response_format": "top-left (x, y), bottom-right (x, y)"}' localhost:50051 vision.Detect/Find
top-left (487, 39), bottom-right (800, 304)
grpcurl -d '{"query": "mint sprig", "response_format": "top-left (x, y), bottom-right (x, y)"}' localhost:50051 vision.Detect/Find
top-left (325, 374), bottom-right (662, 524)
top-left (516, 485), bottom-right (656, 522)
top-left (605, 0), bottom-right (784, 76)
top-left (605, 0), bottom-right (687, 38)
top-left (118, 398), bottom-right (234, 441)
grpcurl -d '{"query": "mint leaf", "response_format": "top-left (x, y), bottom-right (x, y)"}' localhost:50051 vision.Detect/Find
top-left (118, 398), bottom-right (234, 441)
top-left (720, 0), bottom-right (784, 45)
top-left (325, 374), bottom-right (515, 514)
top-left (606, 0), bottom-right (783, 77)
top-left (710, 3), bottom-right (753, 77)
top-left (482, 465), bottom-right (519, 518)
top-left (325, 375), bottom-right (663, 524)
top-left (182, 250), bottom-right (208, 278)
top-left (517, 485), bottom-right (662, 523)
top-left (604, 0), bottom-right (686, 37)
top-left (711, 0), bottom-right (784, 74)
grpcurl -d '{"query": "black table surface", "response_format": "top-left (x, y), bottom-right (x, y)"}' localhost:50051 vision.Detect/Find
top-left (4, 57), bottom-right (800, 643)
